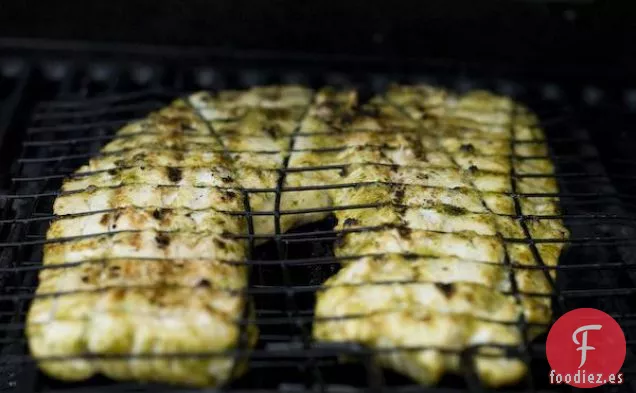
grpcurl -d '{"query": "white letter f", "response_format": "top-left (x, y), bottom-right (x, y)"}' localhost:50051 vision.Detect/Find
top-left (572, 324), bottom-right (602, 368)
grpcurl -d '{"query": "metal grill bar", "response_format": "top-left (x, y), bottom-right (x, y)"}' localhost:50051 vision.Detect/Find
top-left (0, 59), bottom-right (635, 393)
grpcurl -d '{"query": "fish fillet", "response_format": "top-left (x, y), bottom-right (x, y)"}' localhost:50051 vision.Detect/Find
top-left (27, 84), bottom-right (568, 387)
top-left (27, 86), bottom-right (314, 386)
top-left (307, 86), bottom-right (568, 387)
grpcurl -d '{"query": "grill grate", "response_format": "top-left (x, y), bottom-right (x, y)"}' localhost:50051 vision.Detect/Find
top-left (0, 56), bottom-right (635, 393)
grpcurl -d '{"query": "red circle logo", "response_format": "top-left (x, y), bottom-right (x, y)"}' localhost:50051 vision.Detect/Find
top-left (546, 308), bottom-right (626, 388)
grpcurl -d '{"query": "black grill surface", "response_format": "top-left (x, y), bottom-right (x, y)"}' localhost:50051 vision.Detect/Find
top-left (0, 44), bottom-right (635, 393)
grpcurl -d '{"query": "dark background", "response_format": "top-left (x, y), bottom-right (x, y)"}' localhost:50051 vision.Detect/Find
top-left (0, 2), bottom-right (635, 393)
top-left (0, 0), bottom-right (634, 74)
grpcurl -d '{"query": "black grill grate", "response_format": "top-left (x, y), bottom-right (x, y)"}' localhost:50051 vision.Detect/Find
top-left (0, 55), bottom-right (636, 393)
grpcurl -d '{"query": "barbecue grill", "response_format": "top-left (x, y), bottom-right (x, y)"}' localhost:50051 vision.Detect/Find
top-left (0, 2), bottom-right (635, 392)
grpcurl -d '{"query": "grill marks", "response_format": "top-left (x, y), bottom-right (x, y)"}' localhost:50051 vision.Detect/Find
top-left (460, 143), bottom-right (476, 153)
top-left (61, 165), bottom-right (263, 191)
top-left (152, 208), bottom-right (166, 220)
top-left (435, 282), bottom-right (455, 298)
top-left (28, 87), bottom-right (315, 387)
top-left (29, 84), bottom-right (567, 388)
top-left (166, 167), bottom-right (183, 183)
top-left (154, 233), bottom-right (171, 248)
top-left (311, 85), bottom-right (568, 387)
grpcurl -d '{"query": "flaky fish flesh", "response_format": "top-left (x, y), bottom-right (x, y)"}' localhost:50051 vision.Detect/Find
top-left (27, 84), bottom-right (568, 387)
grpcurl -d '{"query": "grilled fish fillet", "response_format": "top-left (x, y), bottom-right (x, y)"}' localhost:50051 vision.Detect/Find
top-left (27, 86), bottom-right (315, 386)
top-left (307, 86), bottom-right (568, 387)
top-left (27, 84), bottom-right (568, 387)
